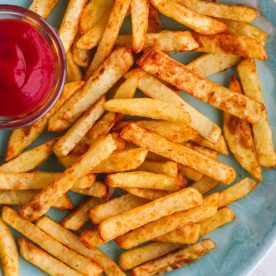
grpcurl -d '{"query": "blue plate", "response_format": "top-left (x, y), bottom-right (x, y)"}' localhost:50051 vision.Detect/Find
top-left (0, 0), bottom-right (276, 275)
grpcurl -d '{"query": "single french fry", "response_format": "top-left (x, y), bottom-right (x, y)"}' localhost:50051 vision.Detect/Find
top-left (147, 4), bottom-right (161, 32)
top-left (190, 176), bottom-right (220, 195)
top-left (35, 216), bottom-right (125, 276)
top-left (2, 207), bottom-right (102, 275)
top-left (19, 238), bottom-right (82, 276)
top-left (49, 47), bottom-right (133, 132)
top-left (61, 198), bottom-right (104, 231)
top-left (122, 187), bottom-right (168, 200)
top-left (237, 59), bottom-right (276, 168)
top-left (151, 0), bottom-right (226, 35)
top-left (80, 228), bottom-right (106, 248)
top-left (58, 0), bottom-right (86, 53)
top-left (131, 239), bottom-right (216, 276)
top-left (186, 53), bottom-right (241, 78)
top-left (137, 47), bottom-right (264, 124)
top-left (66, 50), bottom-right (83, 82)
top-left (224, 76), bottom-right (262, 180)
top-left (185, 143), bottom-right (218, 159)
top-left (0, 218), bottom-right (19, 276)
top-left (107, 171), bottom-right (185, 191)
top-left (29, 0), bottom-right (58, 18)
top-left (112, 75), bottom-right (139, 100)
top-left (98, 188), bottom-right (202, 241)
top-left (115, 194), bottom-right (217, 249)
top-left (121, 124), bottom-right (236, 184)
top-left (73, 35), bottom-right (90, 67)
top-left (178, 165), bottom-right (203, 181)
top-left (86, 0), bottom-right (132, 76)
top-left (54, 97), bottom-right (105, 157)
top-left (71, 181), bottom-right (109, 199)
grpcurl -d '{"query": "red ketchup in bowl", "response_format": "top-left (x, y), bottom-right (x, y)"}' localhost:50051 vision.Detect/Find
top-left (0, 19), bottom-right (55, 117)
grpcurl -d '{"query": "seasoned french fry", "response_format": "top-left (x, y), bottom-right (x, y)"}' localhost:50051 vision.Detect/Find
top-left (111, 133), bottom-right (126, 150)
top-left (137, 47), bottom-right (264, 123)
top-left (107, 171), bottom-right (184, 191)
top-left (73, 35), bottom-right (90, 67)
top-left (54, 97), bottom-right (105, 157)
top-left (237, 59), bottom-right (276, 168)
top-left (185, 143), bottom-right (218, 159)
top-left (0, 218), bottom-right (19, 276)
top-left (190, 176), bottom-right (220, 195)
top-left (61, 198), bottom-right (104, 231)
top-left (86, 0), bottom-right (132, 76)
top-left (121, 124), bottom-right (236, 184)
top-left (224, 76), bottom-right (262, 180)
top-left (49, 47), bottom-right (133, 132)
top-left (131, 239), bottom-right (216, 276)
top-left (58, 154), bottom-right (79, 168)
top-left (2, 207), bottom-right (102, 275)
top-left (112, 75), bottom-right (139, 100)
top-left (80, 228), bottom-right (106, 248)
top-left (138, 160), bottom-right (178, 177)
top-left (98, 188), bottom-right (202, 241)
top-left (147, 4), bottom-right (161, 32)
top-left (19, 238), bottom-right (82, 276)
top-left (66, 50), bottom-right (83, 82)
top-left (58, 0), bottom-right (86, 53)
top-left (122, 187), bottom-right (168, 200)
top-left (179, 165), bottom-right (203, 181)
top-left (186, 53), bottom-right (241, 78)
top-left (71, 181), bottom-right (109, 198)
top-left (29, 0), bottom-right (58, 18)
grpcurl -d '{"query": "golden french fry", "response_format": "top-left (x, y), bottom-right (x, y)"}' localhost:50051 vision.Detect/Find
top-left (179, 165), bottom-right (203, 181)
top-left (138, 160), bottom-right (178, 177)
top-left (72, 35), bottom-right (90, 67)
top-left (66, 50), bottom-right (83, 82)
top-left (112, 75), bottom-right (138, 100)
top-left (61, 198), bottom-right (104, 231)
top-left (131, 239), bottom-right (216, 276)
top-left (137, 47), bottom-right (264, 124)
top-left (237, 59), bottom-right (276, 168)
top-left (58, 154), bottom-right (79, 168)
top-left (80, 228), bottom-right (106, 248)
top-left (190, 176), bottom-right (220, 195)
top-left (49, 47), bottom-right (133, 132)
top-left (2, 207), bottom-right (102, 275)
top-left (19, 238), bottom-right (82, 276)
top-left (71, 181), bottom-right (109, 198)
top-left (107, 171), bottom-right (185, 191)
top-left (122, 187), bottom-right (168, 200)
top-left (111, 133), bottom-right (126, 150)
top-left (0, 218), bottom-right (19, 276)
top-left (29, 0), bottom-right (58, 18)
top-left (58, 0), bottom-right (86, 53)
top-left (86, 0), bottom-right (131, 76)
top-left (147, 4), bottom-right (161, 32)
top-left (224, 76), bottom-right (262, 180)
top-left (121, 124), bottom-right (236, 184)
top-left (151, 0), bottom-right (226, 35)
top-left (98, 188), bottom-right (202, 241)
top-left (185, 143), bottom-right (218, 159)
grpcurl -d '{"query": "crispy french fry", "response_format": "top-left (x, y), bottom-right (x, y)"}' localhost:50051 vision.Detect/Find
top-left (137, 47), bottom-right (264, 123)
top-left (29, 0), bottom-right (58, 18)
top-left (54, 97), bottom-right (105, 157)
top-left (190, 176), bottom-right (220, 195)
top-left (73, 35), bottom-right (90, 67)
top-left (131, 239), bottom-right (216, 276)
top-left (66, 50), bottom-right (83, 82)
top-left (138, 160), bottom-right (178, 177)
top-left (121, 124), bottom-right (236, 184)
top-left (71, 181), bottom-right (109, 198)
top-left (19, 238), bottom-right (82, 276)
top-left (86, 0), bottom-right (132, 76)
top-left (2, 207), bottom-right (102, 275)
top-left (61, 198), bottom-right (104, 231)
top-left (224, 76), bottom-right (262, 180)
top-left (98, 188), bottom-right (202, 241)
top-left (49, 47), bottom-right (133, 132)
top-left (112, 75), bottom-right (138, 100)
top-left (147, 4), bottom-right (161, 32)
top-left (186, 53), bottom-right (241, 78)
top-left (80, 228), bottom-right (106, 248)
top-left (107, 171), bottom-right (184, 191)
top-left (58, 0), bottom-right (86, 53)
top-left (185, 143), bottom-right (218, 159)
top-left (237, 59), bottom-right (276, 168)
top-left (178, 165), bottom-right (203, 181)
top-left (0, 218), bottom-right (19, 276)
top-left (122, 187), bottom-right (168, 200)
top-left (151, 0), bottom-right (226, 35)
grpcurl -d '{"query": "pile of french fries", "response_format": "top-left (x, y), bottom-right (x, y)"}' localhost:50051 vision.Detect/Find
top-left (0, 0), bottom-right (275, 275)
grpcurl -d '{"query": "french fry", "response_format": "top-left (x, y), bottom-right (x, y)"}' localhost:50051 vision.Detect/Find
top-left (104, 98), bottom-right (191, 123)
top-left (112, 75), bottom-right (138, 100)
top-left (29, 0), bottom-right (58, 18)
top-left (71, 181), bottom-right (109, 198)
top-left (237, 59), bottom-right (276, 168)
top-left (80, 228), bottom-right (106, 248)
top-left (138, 160), bottom-right (178, 177)
top-left (147, 4), bottom-right (161, 32)
top-left (19, 135), bottom-right (116, 221)
top-left (53, 97), bottom-right (105, 157)
top-left (0, 218), bottom-right (19, 276)
top-left (61, 198), bottom-right (104, 231)
top-left (185, 143), bottom-right (218, 159)
top-left (121, 124), bottom-right (236, 184)
top-left (2, 207), bottom-right (102, 275)
top-left (131, 239), bottom-right (216, 276)
top-left (115, 194), bottom-right (217, 249)
top-left (66, 50), bottom-right (83, 82)
top-left (151, 0), bottom-right (226, 35)
top-left (111, 133), bottom-right (126, 150)
top-left (86, 0), bottom-right (132, 76)
top-left (107, 171), bottom-right (184, 191)
top-left (137, 47), bottom-right (264, 123)
top-left (224, 76), bottom-right (262, 180)
top-left (122, 187), bottom-right (168, 200)
top-left (190, 176), bottom-right (220, 195)
top-left (49, 47), bottom-right (133, 132)
top-left (58, 0), bottom-right (86, 53)
top-left (35, 216), bottom-right (125, 276)
top-left (19, 238), bottom-right (83, 276)
top-left (178, 165), bottom-right (203, 181)
top-left (186, 53), bottom-right (241, 78)
top-left (73, 35), bottom-right (90, 67)
top-left (58, 154), bottom-right (79, 168)
top-left (174, 0), bottom-right (257, 22)
top-left (98, 188), bottom-right (202, 241)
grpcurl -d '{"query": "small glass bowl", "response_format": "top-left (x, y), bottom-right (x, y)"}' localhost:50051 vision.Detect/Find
top-left (0, 5), bottom-right (66, 129)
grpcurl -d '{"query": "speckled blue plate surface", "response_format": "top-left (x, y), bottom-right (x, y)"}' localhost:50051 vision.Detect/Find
top-left (0, 0), bottom-right (275, 275)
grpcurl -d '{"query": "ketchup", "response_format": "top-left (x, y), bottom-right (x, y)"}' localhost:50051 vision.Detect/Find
top-left (0, 19), bottom-right (55, 117)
